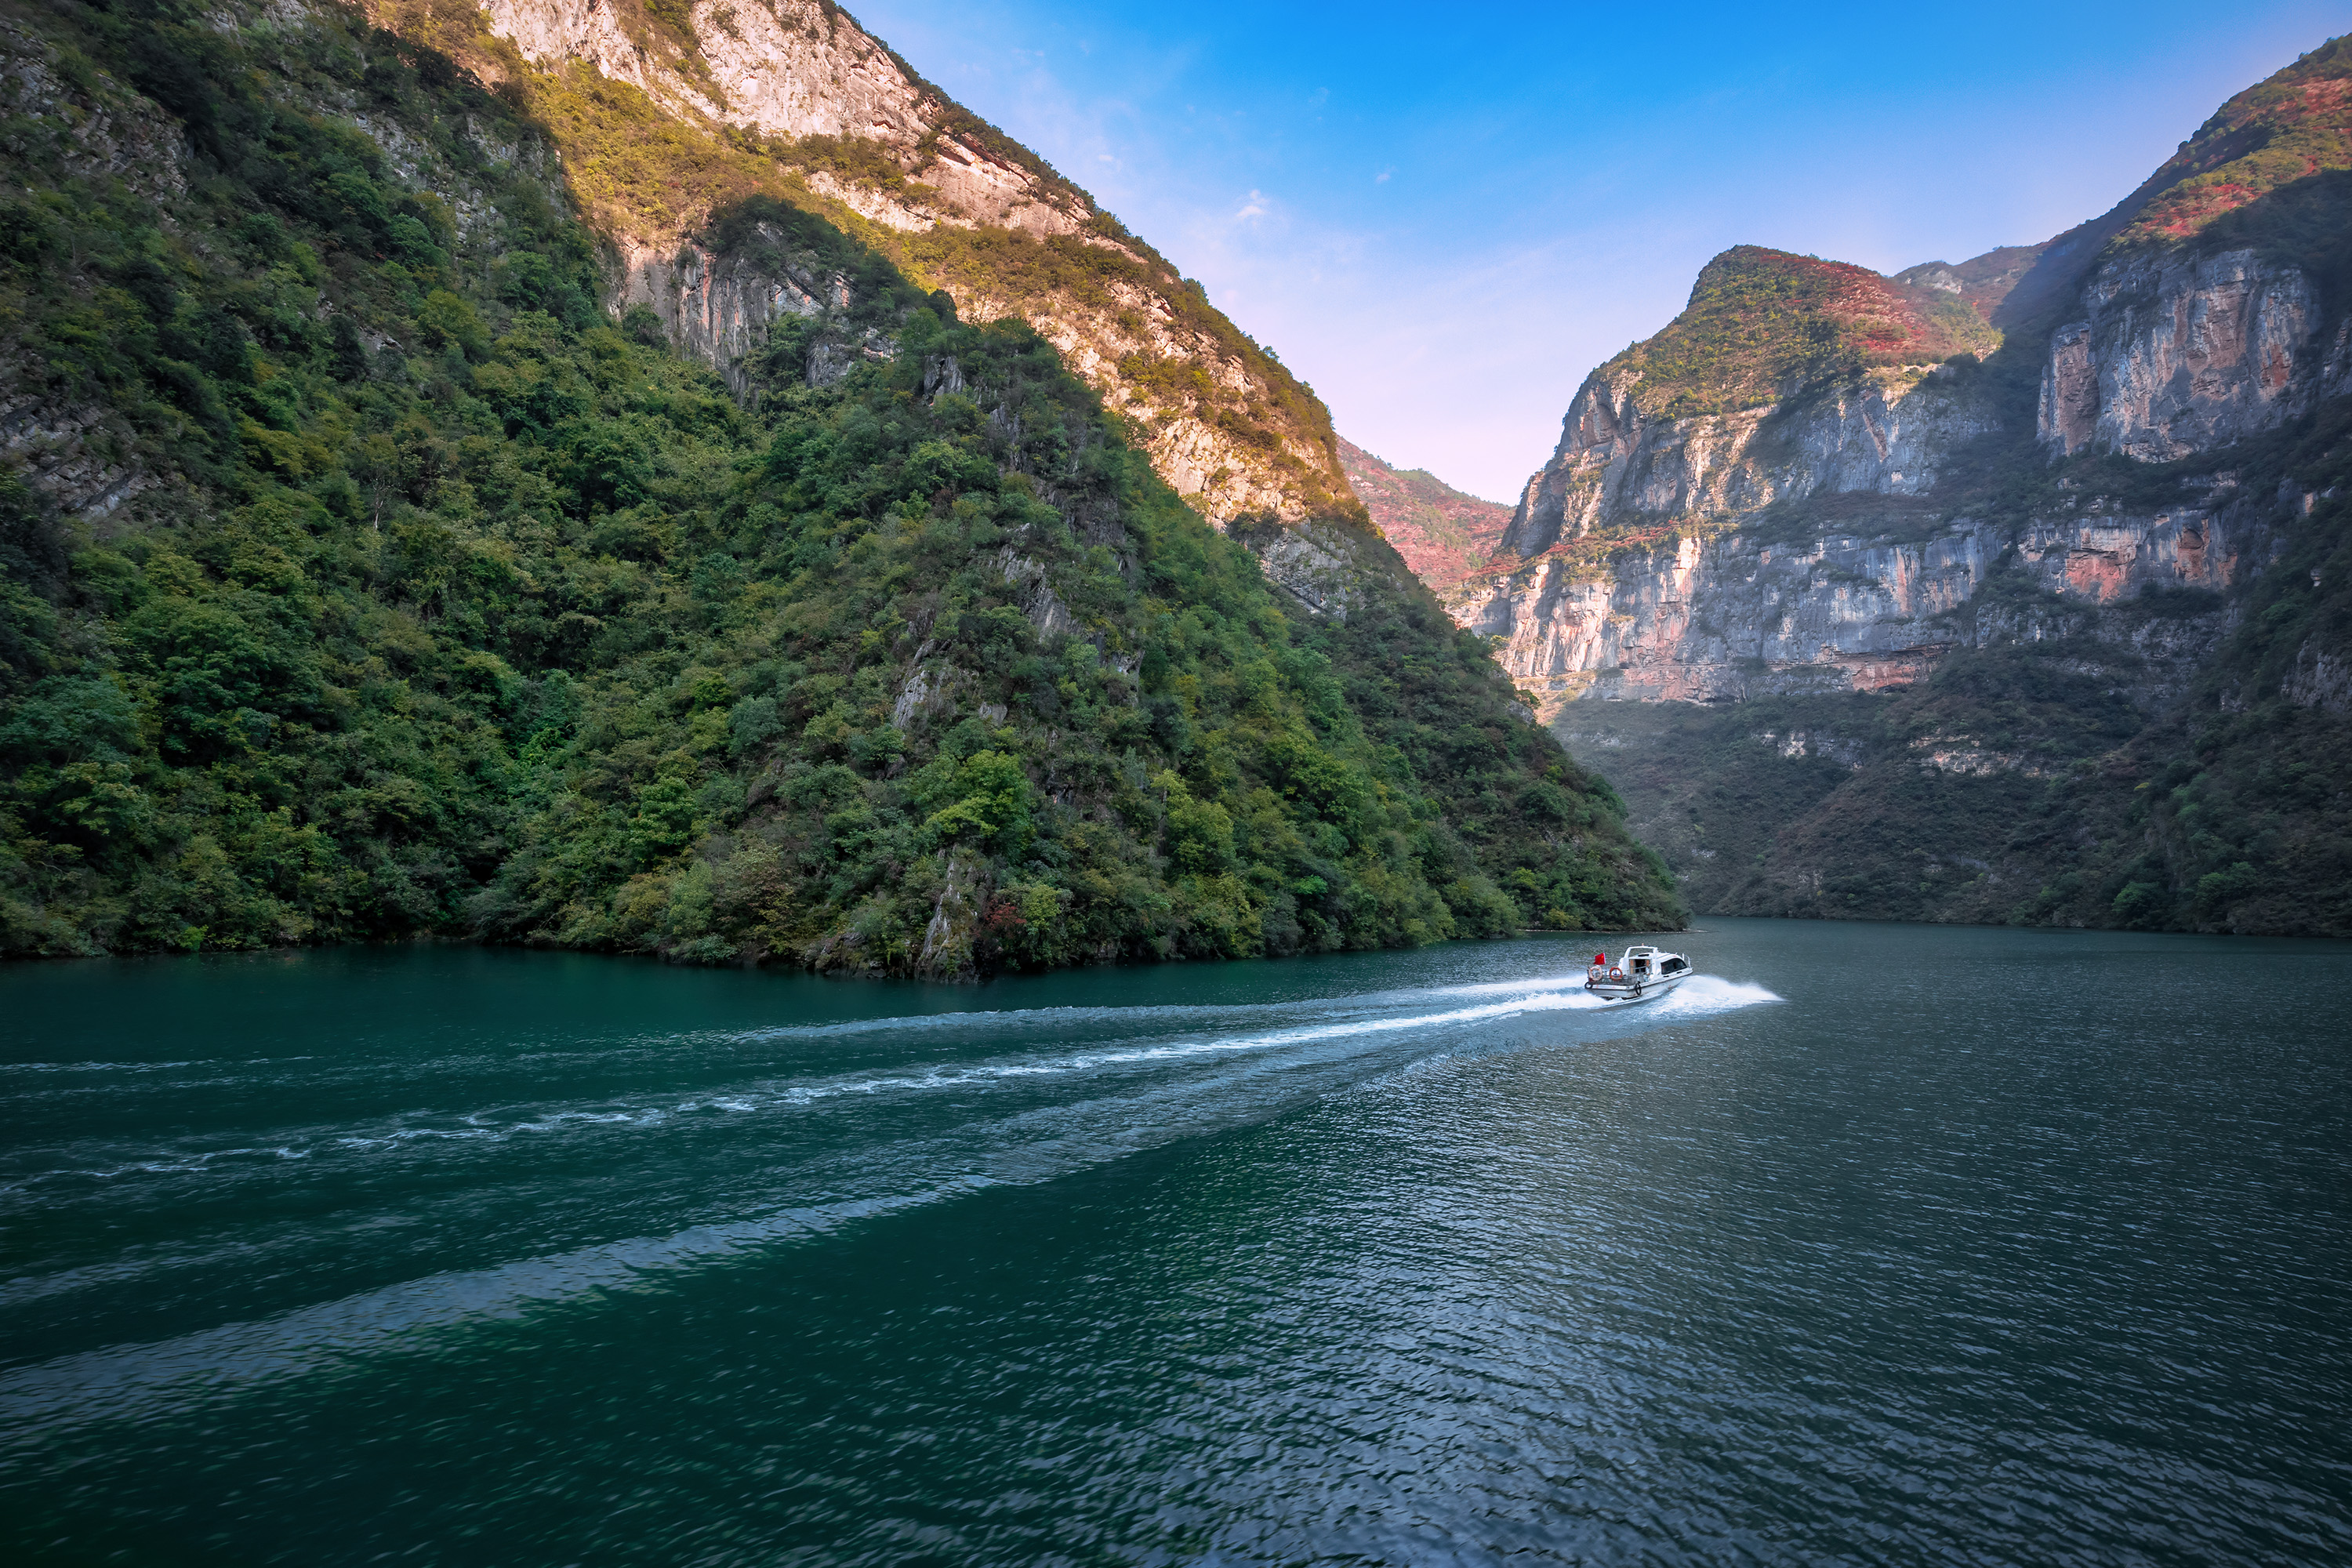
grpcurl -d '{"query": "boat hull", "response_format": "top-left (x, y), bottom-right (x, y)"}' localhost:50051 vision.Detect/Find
top-left (1584, 971), bottom-right (1690, 1003)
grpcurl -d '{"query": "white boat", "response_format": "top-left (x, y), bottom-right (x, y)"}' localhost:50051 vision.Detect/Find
top-left (1584, 944), bottom-right (1692, 1002)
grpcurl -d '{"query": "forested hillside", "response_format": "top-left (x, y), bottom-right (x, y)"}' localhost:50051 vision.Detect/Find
top-left (0, 0), bottom-right (1680, 968)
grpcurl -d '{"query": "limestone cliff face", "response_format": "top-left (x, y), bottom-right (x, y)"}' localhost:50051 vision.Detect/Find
top-left (2039, 247), bottom-right (2339, 459)
top-left (1454, 39), bottom-right (2352, 727)
top-left (1503, 364), bottom-right (1997, 559)
top-left (478, 0), bottom-right (1093, 237)
top-left (618, 227), bottom-right (851, 395)
top-left (381, 0), bottom-right (1352, 525)
top-left (1463, 502), bottom-right (2261, 711)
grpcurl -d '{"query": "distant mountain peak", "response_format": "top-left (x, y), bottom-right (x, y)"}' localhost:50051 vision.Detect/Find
top-left (1334, 439), bottom-right (1511, 591)
top-left (2123, 34), bottom-right (2352, 245)
top-left (1992, 34), bottom-right (2352, 328)
top-left (1599, 245), bottom-right (2001, 423)
top-left (1891, 245), bottom-right (2045, 322)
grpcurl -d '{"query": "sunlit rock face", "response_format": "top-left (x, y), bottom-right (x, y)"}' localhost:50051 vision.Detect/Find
top-left (452, 0), bottom-right (1356, 527)
top-left (1502, 366), bottom-right (1998, 561)
top-left (1457, 503), bottom-right (2265, 710)
top-left (1436, 30), bottom-right (2352, 727)
top-left (480, 0), bottom-right (1094, 235)
top-left (1454, 220), bottom-right (2347, 715)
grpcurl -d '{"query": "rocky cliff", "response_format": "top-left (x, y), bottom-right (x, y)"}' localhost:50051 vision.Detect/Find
top-left (1446, 38), bottom-right (2352, 935)
top-left (1470, 41), bottom-right (2352, 710)
top-left (1496, 248), bottom-right (2003, 566)
top-left (369, 0), bottom-right (1358, 525)
top-left (1467, 495), bottom-right (2265, 709)
top-left (2040, 241), bottom-right (2352, 460)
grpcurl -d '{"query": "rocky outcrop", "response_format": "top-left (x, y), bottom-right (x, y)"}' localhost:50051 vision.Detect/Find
top-left (2284, 637), bottom-right (2352, 713)
top-left (2041, 248), bottom-right (2323, 459)
top-left (1235, 517), bottom-right (1371, 622)
top-left (613, 229), bottom-right (847, 394)
top-left (1461, 501), bottom-right (2266, 712)
top-left (1504, 365), bottom-right (1999, 559)
top-left (0, 20), bottom-right (188, 203)
top-left (480, 0), bottom-right (1094, 239)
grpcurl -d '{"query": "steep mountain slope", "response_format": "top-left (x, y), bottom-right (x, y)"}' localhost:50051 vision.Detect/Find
top-left (1334, 438), bottom-right (1509, 591)
top-left (1451, 37), bottom-right (2352, 936)
top-left (361, 0), bottom-right (1359, 528)
top-left (0, 0), bottom-right (1680, 965)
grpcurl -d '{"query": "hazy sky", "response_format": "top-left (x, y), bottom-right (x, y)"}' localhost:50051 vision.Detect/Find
top-left (848, 0), bottom-right (2345, 501)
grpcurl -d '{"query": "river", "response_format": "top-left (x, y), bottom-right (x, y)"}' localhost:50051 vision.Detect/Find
top-left (2, 919), bottom-right (2347, 1564)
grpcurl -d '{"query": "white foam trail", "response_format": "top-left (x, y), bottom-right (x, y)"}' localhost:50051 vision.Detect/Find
top-left (5, 978), bottom-right (1783, 1186)
top-left (728, 972), bottom-right (1611, 1046)
top-left (1644, 976), bottom-right (1783, 1014)
top-left (0, 1183), bottom-right (991, 1437)
top-left (0, 972), bottom-right (1788, 1432)
top-left (706, 987), bottom-right (1614, 1111)
top-left (0, 1061), bottom-right (201, 1073)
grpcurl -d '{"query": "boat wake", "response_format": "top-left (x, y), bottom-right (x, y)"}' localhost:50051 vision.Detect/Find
top-left (0, 966), bottom-right (1781, 1434)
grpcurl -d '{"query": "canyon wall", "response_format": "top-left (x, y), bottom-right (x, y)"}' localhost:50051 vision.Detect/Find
top-left (1501, 365), bottom-right (2000, 561)
top-left (381, 0), bottom-right (1354, 525)
top-left (2040, 246), bottom-right (2350, 459)
top-left (1456, 37), bottom-right (2352, 733)
top-left (1461, 500), bottom-right (2266, 711)
top-left (1463, 234), bottom-right (2346, 717)
top-left (1381, 42), bottom-right (2352, 934)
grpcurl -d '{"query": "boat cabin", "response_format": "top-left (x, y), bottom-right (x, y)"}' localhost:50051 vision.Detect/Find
top-left (1593, 946), bottom-right (1689, 980)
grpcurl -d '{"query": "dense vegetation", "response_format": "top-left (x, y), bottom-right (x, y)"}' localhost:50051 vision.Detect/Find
top-left (0, 0), bottom-right (1679, 965)
top-left (2122, 34), bottom-right (2352, 245)
top-left (1602, 246), bottom-right (2001, 422)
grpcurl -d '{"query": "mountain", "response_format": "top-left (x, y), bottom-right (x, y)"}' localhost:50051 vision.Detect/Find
top-left (363, 0), bottom-right (1359, 528)
top-left (1447, 37), bottom-right (2352, 936)
top-left (0, 0), bottom-right (1682, 966)
top-left (1334, 439), bottom-right (1511, 591)
top-left (1891, 245), bottom-right (2045, 323)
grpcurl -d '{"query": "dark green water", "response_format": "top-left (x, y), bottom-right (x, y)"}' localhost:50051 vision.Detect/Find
top-left (2, 920), bottom-right (2347, 1565)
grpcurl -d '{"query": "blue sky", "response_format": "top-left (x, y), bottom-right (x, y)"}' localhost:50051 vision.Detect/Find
top-left (848, 0), bottom-right (2347, 501)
